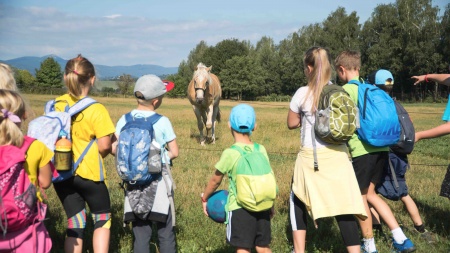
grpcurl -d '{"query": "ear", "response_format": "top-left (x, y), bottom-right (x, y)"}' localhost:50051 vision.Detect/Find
top-left (207, 66), bottom-right (212, 72)
top-left (228, 121), bottom-right (231, 129)
top-left (253, 123), bottom-right (258, 131)
top-left (307, 65), bottom-right (313, 73)
top-left (90, 76), bottom-right (96, 86)
top-left (152, 98), bottom-right (160, 107)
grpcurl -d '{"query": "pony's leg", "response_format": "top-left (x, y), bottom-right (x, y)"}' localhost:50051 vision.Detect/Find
top-left (205, 104), bottom-right (215, 143)
top-left (210, 104), bottom-right (220, 144)
top-left (192, 105), bottom-right (205, 145)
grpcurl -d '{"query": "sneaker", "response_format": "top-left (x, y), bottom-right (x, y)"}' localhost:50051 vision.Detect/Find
top-left (392, 238), bottom-right (416, 253)
top-left (418, 229), bottom-right (436, 244)
top-left (360, 241), bottom-right (378, 253)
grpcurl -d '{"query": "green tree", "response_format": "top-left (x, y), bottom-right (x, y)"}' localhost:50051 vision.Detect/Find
top-left (15, 69), bottom-right (36, 90)
top-left (35, 57), bottom-right (63, 91)
top-left (254, 36), bottom-right (282, 95)
top-left (116, 74), bottom-right (134, 97)
top-left (221, 56), bottom-right (265, 100)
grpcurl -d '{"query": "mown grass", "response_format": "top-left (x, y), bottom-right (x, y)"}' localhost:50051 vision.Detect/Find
top-left (22, 94), bottom-right (450, 253)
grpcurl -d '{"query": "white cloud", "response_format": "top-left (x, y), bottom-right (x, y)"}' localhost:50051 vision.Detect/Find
top-left (104, 14), bottom-right (122, 19)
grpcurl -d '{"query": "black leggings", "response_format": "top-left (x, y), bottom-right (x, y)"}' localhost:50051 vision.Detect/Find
top-left (290, 193), bottom-right (360, 246)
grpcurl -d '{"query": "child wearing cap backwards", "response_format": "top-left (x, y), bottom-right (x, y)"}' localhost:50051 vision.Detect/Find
top-left (368, 69), bottom-right (435, 244)
top-left (411, 73), bottom-right (450, 203)
top-left (202, 103), bottom-right (275, 253)
top-left (335, 51), bottom-right (416, 253)
top-left (112, 74), bottom-right (178, 253)
top-left (288, 47), bottom-right (366, 253)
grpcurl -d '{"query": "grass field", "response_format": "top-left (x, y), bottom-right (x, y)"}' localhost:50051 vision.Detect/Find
top-left (22, 94), bottom-right (450, 253)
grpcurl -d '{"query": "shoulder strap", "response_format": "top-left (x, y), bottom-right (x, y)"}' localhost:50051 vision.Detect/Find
top-left (348, 80), bottom-right (361, 86)
top-left (68, 97), bottom-right (97, 116)
top-left (44, 100), bottom-right (57, 114)
top-left (148, 113), bottom-right (162, 125)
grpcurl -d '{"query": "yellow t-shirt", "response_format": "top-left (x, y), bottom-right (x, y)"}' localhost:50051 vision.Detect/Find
top-left (54, 94), bottom-right (115, 181)
top-left (25, 139), bottom-right (54, 201)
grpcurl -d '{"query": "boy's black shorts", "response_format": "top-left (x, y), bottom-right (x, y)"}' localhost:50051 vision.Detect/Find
top-left (226, 208), bottom-right (271, 249)
top-left (352, 151), bottom-right (388, 191)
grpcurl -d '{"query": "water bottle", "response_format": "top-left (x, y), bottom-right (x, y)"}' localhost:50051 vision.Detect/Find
top-left (54, 135), bottom-right (72, 171)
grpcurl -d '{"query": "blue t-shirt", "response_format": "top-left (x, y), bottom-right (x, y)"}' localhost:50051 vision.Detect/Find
top-left (115, 110), bottom-right (176, 164)
top-left (443, 94), bottom-right (450, 122)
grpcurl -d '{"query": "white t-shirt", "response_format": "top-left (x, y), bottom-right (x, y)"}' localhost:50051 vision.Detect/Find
top-left (289, 86), bottom-right (328, 149)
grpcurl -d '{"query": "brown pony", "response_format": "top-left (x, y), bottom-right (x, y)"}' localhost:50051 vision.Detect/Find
top-left (187, 63), bottom-right (222, 145)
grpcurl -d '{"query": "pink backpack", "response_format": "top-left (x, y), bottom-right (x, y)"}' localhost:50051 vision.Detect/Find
top-left (0, 136), bottom-right (38, 233)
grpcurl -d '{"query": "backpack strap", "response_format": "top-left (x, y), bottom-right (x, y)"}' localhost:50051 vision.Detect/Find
top-left (300, 111), bottom-right (319, 171)
top-left (68, 97), bottom-right (98, 116)
top-left (388, 156), bottom-right (399, 189)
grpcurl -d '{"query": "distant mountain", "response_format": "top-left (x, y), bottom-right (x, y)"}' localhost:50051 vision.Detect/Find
top-left (0, 55), bottom-right (178, 79)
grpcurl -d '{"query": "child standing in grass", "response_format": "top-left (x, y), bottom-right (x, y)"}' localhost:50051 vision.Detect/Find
top-left (412, 73), bottom-right (450, 201)
top-left (52, 54), bottom-right (115, 253)
top-left (335, 51), bottom-right (416, 253)
top-left (0, 89), bottom-right (53, 252)
top-left (112, 74), bottom-right (178, 253)
top-left (368, 69), bottom-right (435, 244)
top-left (202, 103), bottom-right (275, 253)
top-left (287, 47), bottom-right (366, 253)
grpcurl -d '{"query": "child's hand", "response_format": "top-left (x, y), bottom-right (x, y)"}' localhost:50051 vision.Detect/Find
top-left (270, 206), bottom-right (275, 219)
top-left (201, 193), bottom-right (209, 216)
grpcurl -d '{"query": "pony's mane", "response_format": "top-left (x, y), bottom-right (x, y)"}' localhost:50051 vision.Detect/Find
top-left (197, 62), bottom-right (207, 69)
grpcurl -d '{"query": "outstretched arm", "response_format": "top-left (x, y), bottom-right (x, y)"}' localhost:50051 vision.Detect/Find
top-left (411, 74), bottom-right (450, 86)
top-left (415, 122), bottom-right (450, 142)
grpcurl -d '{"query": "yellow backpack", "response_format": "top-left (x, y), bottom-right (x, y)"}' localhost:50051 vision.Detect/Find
top-left (229, 143), bottom-right (277, 212)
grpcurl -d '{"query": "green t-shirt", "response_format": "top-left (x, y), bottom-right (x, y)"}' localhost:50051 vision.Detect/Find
top-left (343, 78), bottom-right (389, 158)
top-left (214, 142), bottom-right (270, 211)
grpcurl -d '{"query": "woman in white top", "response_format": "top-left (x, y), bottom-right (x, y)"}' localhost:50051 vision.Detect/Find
top-left (287, 46), bottom-right (366, 253)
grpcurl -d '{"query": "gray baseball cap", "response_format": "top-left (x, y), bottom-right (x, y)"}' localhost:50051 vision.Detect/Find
top-left (134, 74), bottom-right (173, 100)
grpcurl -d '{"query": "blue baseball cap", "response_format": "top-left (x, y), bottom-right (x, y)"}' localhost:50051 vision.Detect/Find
top-left (367, 69), bottom-right (394, 85)
top-left (229, 104), bottom-right (255, 134)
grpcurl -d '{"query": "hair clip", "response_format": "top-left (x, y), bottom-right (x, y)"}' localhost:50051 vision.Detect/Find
top-left (73, 70), bottom-right (79, 75)
top-left (1, 109), bottom-right (21, 123)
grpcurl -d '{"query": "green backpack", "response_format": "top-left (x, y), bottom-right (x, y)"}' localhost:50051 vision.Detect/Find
top-left (229, 143), bottom-right (277, 212)
top-left (315, 84), bottom-right (357, 144)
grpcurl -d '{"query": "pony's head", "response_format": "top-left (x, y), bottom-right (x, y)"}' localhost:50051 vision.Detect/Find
top-left (193, 63), bottom-right (212, 104)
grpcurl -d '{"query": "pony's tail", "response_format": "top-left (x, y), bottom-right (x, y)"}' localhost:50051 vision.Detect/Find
top-left (216, 109), bottom-right (221, 123)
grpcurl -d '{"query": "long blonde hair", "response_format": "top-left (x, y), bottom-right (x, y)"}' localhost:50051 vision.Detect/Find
top-left (303, 47), bottom-right (332, 113)
top-left (0, 89), bottom-right (26, 147)
top-left (0, 63), bottom-right (18, 91)
top-left (64, 54), bottom-right (95, 97)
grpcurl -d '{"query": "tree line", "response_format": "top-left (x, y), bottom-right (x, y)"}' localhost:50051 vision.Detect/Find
top-left (12, 0), bottom-right (450, 102)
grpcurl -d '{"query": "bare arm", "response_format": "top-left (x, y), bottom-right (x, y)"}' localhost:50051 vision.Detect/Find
top-left (411, 74), bottom-right (450, 86)
top-left (38, 162), bottom-right (52, 189)
top-left (287, 109), bottom-right (301, 130)
top-left (202, 170), bottom-right (224, 216)
top-left (415, 122), bottom-right (450, 142)
top-left (110, 134), bottom-right (118, 156)
top-left (166, 139), bottom-right (179, 160)
top-left (97, 134), bottom-right (112, 158)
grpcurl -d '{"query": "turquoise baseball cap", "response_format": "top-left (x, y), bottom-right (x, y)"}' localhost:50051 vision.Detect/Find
top-left (229, 104), bottom-right (255, 134)
top-left (367, 69), bottom-right (394, 85)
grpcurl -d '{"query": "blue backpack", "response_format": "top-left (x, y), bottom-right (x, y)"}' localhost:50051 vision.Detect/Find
top-left (27, 97), bottom-right (98, 183)
top-left (348, 80), bottom-right (400, 147)
top-left (116, 113), bottom-right (163, 184)
top-left (376, 150), bottom-right (409, 201)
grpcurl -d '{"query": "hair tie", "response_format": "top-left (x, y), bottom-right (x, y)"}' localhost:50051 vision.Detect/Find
top-left (72, 70), bottom-right (79, 75)
top-left (1, 109), bottom-right (21, 123)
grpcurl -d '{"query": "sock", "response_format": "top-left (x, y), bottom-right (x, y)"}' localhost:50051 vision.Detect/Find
top-left (414, 224), bottom-right (425, 233)
top-left (392, 227), bottom-right (408, 244)
top-left (362, 237), bottom-right (377, 252)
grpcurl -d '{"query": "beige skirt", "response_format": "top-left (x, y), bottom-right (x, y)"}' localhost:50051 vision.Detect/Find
top-left (292, 145), bottom-right (367, 221)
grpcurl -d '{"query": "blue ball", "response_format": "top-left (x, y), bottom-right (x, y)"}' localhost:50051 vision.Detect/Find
top-left (206, 190), bottom-right (228, 223)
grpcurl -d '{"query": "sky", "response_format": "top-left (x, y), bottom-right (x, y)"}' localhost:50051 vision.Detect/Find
top-left (0, 0), bottom-right (447, 67)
